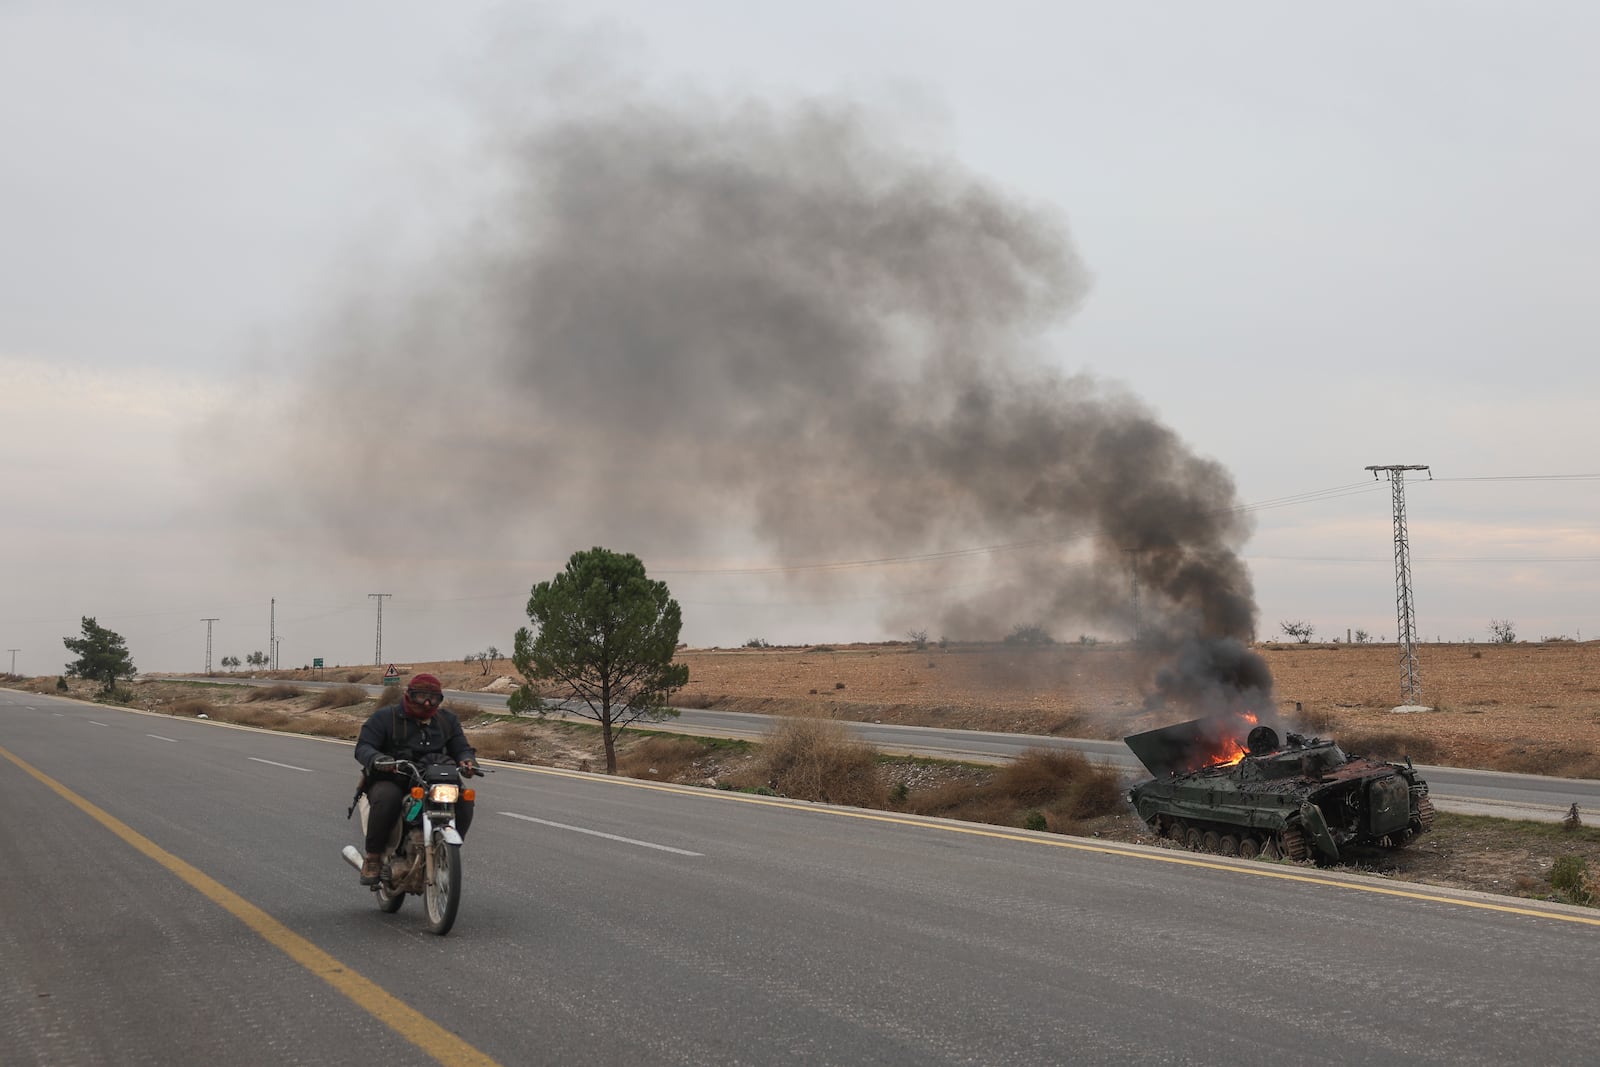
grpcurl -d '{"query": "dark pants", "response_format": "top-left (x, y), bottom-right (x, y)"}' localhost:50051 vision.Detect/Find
top-left (364, 779), bottom-right (475, 854)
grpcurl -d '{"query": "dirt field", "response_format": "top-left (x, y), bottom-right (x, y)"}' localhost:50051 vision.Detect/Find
top-left (638, 640), bottom-right (1600, 776)
top-left (245, 638), bottom-right (1600, 775)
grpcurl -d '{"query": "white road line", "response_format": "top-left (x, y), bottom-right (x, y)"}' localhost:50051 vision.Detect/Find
top-left (248, 757), bottom-right (314, 773)
top-left (89, 721), bottom-right (109, 727)
top-left (499, 812), bottom-right (703, 856)
top-left (147, 734), bottom-right (180, 743)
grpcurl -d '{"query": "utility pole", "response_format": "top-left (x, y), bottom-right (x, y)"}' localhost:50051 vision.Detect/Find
top-left (1365, 464), bottom-right (1430, 703)
top-left (6, 649), bottom-right (17, 675)
top-left (201, 619), bottom-right (219, 675)
top-left (275, 637), bottom-right (283, 671)
top-left (269, 598), bottom-right (276, 671)
top-left (369, 593), bottom-right (392, 666)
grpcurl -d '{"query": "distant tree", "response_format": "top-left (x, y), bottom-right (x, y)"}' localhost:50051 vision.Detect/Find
top-left (1279, 620), bottom-right (1316, 643)
top-left (906, 629), bottom-right (929, 650)
top-left (510, 547), bottom-right (688, 774)
top-left (62, 617), bottom-right (137, 693)
top-left (744, 637), bottom-right (771, 649)
top-left (1489, 619), bottom-right (1517, 644)
top-left (221, 655), bottom-right (240, 673)
top-left (486, 645), bottom-right (501, 665)
top-left (463, 653), bottom-right (476, 667)
top-left (246, 651), bottom-right (268, 669)
top-left (1352, 629), bottom-right (1371, 644)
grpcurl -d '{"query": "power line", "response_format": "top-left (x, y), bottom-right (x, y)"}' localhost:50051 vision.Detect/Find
top-left (1431, 473), bottom-right (1600, 483)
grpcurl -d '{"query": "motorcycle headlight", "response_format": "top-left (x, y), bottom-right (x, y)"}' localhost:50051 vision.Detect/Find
top-left (427, 783), bottom-right (461, 804)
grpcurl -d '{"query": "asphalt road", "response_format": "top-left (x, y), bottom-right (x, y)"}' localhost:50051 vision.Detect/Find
top-left (5, 688), bottom-right (1600, 1066)
top-left (176, 676), bottom-right (1600, 823)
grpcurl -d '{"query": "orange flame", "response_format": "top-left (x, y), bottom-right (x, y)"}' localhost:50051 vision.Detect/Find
top-left (1200, 711), bottom-right (1260, 768)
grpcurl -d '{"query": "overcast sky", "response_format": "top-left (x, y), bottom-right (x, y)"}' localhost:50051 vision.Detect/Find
top-left (4, 1), bottom-right (1598, 677)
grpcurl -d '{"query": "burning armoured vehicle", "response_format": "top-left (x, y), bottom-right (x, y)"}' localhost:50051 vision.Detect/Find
top-left (1124, 714), bottom-right (1434, 865)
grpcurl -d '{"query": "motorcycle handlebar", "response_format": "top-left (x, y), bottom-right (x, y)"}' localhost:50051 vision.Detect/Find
top-left (371, 758), bottom-right (487, 778)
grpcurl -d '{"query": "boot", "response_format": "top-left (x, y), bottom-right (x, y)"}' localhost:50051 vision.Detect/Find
top-left (359, 852), bottom-right (383, 885)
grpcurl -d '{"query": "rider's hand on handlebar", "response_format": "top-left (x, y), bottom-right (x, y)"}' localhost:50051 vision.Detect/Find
top-left (369, 756), bottom-right (398, 774)
top-left (458, 758), bottom-right (480, 778)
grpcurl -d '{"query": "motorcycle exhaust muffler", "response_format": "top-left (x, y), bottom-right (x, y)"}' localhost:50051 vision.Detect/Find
top-left (340, 844), bottom-right (365, 871)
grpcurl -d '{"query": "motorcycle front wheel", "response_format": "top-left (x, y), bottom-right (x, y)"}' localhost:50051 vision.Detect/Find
top-left (375, 877), bottom-right (405, 914)
top-left (424, 833), bottom-right (462, 935)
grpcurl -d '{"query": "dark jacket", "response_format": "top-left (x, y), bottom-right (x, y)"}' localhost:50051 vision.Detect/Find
top-left (355, 704), bottom-right (476, 778)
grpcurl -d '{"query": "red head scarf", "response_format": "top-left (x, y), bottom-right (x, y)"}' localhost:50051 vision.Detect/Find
top-left (402, 673), bottom-right (444, 721)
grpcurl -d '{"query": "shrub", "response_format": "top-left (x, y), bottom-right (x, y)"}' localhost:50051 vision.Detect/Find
top-left (1004, 624), bottom-right (1054, 646)
top-left (994, 748), bottom-right (1125, 820)
top-left (744, 638), bottom-right (771, 649)
top-left (310, 685), bottom-right (370, 710)
top-left (56, 676), bottom-right (69, 691)
top-left (170, 698), bottom-right (217, 718)
top-left (245, 683), bottom-right (305, 703)
top-left (1550, 855), bottom-right (1595, 906)
top-left (753, 715), bottom-right (886, 807)
top-left (907, 748), bottom-right (1124, 832)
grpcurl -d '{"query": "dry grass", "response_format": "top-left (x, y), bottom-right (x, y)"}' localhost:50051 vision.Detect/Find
top-left (1335, 730), bottom-right (1441, 763)
top-left (309, 685), bottom-right (370, 710)
top-left (244, 684), bottom-right (304, 703)
top-left (169, 698), bottom-right (218, 718)
top-left (295, 717), bottom-right (361, 740)
top-left (905, 747), bottom-right (1125, 832)
top-left (217, 705), bottom-right (294, 730)
top-left (615, 736), bottom-right (719, 781)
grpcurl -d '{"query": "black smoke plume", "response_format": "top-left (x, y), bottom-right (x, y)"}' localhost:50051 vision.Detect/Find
top-left (237, 89), bottom-right (1274, 714)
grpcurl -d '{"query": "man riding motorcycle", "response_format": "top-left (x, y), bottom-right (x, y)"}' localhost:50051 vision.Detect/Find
top-left (353, 673), bottom-right (479, 885)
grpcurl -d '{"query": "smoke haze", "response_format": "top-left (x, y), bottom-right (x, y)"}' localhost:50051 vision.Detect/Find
top-left (225, 86), bottom-right (1274, 713)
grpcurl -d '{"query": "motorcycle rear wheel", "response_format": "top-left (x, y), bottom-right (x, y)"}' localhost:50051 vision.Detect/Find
top-left (424, 833), bottom-right (462, 936)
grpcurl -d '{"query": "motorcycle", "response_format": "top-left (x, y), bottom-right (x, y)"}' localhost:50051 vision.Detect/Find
top-left (341, 757), bottom-right (481, 936)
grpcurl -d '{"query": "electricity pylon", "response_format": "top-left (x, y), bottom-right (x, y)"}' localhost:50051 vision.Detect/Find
top-left (369, 593), bottom-right (392, 666)
top-left (202, 618), bottom-right (220, 676)
top-left (1365, 464), bottom-right (1430, 703)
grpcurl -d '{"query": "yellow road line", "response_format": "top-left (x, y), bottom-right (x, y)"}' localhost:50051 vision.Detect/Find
top-left (0, 745), bottom-right (502, 1067)
top-left (517, 764), bottom-right (1600, 928)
